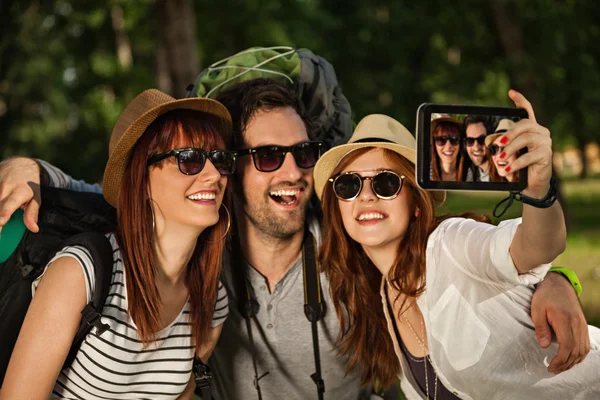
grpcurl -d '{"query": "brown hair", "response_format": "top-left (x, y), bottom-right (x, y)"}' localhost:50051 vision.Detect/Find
top-left (117, 109), bottom-right (231, 347)
top-left (431, 122), bottom-right (465, 181)
top-left (215, 78), bottom-right (312, 148)
top-left (319, 147), bottom-right (488, 388)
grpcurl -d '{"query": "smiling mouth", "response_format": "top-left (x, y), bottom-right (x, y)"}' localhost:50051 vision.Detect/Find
top-left (472, 151), bottom-right (483, 157)
top-left (497, 161), bottom-right (509, 167)
top-left (356, 212), bottom-right (387, 222)
top-left (442, 151), bottom-right (454, 157)
top-left (269, 188), bottom-right (300, 205)
top-left (187, 193), bottom-right (216, 201)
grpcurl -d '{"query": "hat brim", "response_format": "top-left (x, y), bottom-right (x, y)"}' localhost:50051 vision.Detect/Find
top-left (314, 142), bottom-right (445, 206)
top-left (485, 133), bottom-right (503, 147)
top-left (103, 97), bottom-right (232, 208)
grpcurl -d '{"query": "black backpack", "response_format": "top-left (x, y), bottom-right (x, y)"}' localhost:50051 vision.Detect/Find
top-left (0, 186), bottom-right (117, 384)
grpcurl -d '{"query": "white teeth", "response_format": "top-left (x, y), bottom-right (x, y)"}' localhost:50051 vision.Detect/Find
top-left (187, 192), bottom-right (216, 200)
top-left (443, 152), bottom-right (454, 156)
top-left (270, 189), bottom-right (299, 197)
top-left (357, 213), bottom-right (385, 221)
top-left (472, 152), bottom-right (483, 156)
top-left (497, 161), bottom-right (508, 167)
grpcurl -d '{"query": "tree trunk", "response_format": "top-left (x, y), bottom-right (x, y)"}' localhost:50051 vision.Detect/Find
top-left (110, 5), bottom-right (132, 70)
top-left (154, 0), bottom-right (199, 98)
top-left (491, 0), bottom-right (570, 226)
top-left (576, 135), bottom-right (588, 179)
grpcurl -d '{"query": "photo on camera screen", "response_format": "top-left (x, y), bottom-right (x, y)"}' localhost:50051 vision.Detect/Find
top-left (416, 104), bottom-right (528, 192)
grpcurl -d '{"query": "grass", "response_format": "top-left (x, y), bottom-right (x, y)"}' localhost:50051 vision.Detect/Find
top-left (439, 178), bottom-right (600, 326)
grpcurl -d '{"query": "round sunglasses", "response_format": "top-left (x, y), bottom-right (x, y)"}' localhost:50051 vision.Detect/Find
top-left (235, 141), bottom-right (323, 172)
top-left (329, 171), bottom-right (405, 201)
top-left (487, 144), bottom-right (505, 156)
top-left (147, 148), bottom-right (236, 176)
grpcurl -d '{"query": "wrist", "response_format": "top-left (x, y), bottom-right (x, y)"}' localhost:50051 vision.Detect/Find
top-left (547, 267), bottom-right (582, 297)
top-left (522, 183), bottom-right (550, 200)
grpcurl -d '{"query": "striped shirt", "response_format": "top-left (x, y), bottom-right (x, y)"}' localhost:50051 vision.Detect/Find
top-left (32, 233), bottom-right (229, 400)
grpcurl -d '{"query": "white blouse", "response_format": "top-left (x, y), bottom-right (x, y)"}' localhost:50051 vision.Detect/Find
top-left (382, 217), bottom-right (600, 400)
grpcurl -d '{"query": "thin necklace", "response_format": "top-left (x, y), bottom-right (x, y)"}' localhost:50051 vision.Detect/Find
top-left (403, 313), bottom-right (438, 400)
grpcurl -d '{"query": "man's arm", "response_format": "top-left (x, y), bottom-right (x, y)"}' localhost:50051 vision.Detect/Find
top-left (0, 157), bottom-right (100, 233)
top-left (531, 271), bottom-right (590, 374)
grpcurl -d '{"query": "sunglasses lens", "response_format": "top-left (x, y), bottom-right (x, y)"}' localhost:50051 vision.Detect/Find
top-left (210, 150), bottom-right (236, 175)
top-left (488, 144), bottom-right (499, 155)
top-left (434, 137), bottom-right (447, 146)
top-left (293, 142), bottom-right (321, 168)
top-left (178, 150), bottom-right (205, 174)
top-left (333, 174), bottom-right (361, 200)
top-left (466, 138), bottom-right (475, 147)
top-left (449, 137), bottom-right (460, 146)
top-left (372, 172), bottom-right (401, 198)
top-left (253, 147), bottom-right (285, 172)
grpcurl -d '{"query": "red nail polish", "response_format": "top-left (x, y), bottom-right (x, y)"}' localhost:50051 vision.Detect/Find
top-left (500, 136), bottom-right (508, 145)
top-left (505, 166), bottom-right (512, 173)
top-left (500, 151), bottom-right (506, 159)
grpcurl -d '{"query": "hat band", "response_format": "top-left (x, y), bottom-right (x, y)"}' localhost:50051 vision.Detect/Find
top-left (353, 138), bottom-right (395, 144)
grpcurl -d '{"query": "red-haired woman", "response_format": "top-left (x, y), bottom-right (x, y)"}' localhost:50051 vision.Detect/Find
top-left (430, 117), bottom-right (465, 181)
top-left (314, 91), bottom-right (600, 399)
top-left (1, 90), bottom-right (234, 399)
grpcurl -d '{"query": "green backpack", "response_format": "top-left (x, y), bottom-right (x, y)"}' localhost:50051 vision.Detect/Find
top-left (186, 46), bottom-right (353, 149)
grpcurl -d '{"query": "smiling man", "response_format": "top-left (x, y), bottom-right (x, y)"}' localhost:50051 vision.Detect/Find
top-left (0, 79), bottom-right (592, 400)
top-left (463, 115), bottom-right (491, 182)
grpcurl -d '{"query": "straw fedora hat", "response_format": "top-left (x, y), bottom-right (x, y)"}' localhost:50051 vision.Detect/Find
top-left (102, 89), bottom-right (232, 207)
top-left (313, 114), bottom-right (445, 206)
top-left (430, 115), bottom-right (462, 134)
top-left (485, 118), bottom-right (515, 147)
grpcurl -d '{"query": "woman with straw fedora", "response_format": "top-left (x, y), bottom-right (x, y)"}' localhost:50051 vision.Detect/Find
top-left (485, 118), bottom-right (521, 183)
top-left (313, 90), bottom-right (600, 399)
top-left (1, 89), bottom-right (236, 399)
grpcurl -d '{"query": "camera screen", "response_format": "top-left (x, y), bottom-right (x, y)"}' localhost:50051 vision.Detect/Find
top-left (416, 104), bottom-right (529, 192)
top-left (430, 114), bottom-right (522, 183)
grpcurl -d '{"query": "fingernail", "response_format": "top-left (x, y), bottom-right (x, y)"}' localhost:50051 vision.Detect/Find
top-left (500, 151), bottom-right (506, 159)
top-left (500, 136), bottom-right (508, 145)
top-left (505, 166), bottom-right (512, 173)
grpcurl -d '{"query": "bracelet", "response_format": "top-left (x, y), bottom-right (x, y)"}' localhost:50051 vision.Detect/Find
top-left (548, 266), bottom-right (582, 297)
top-left (493, 177), bottom-right (558, 218)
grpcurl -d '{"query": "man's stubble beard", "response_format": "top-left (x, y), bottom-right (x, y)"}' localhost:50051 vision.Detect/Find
top-left (243, 191), bottom-right (309, 239)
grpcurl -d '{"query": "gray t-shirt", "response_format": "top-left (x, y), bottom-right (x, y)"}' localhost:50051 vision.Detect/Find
top-left (210, 223), bottom-right (362, 400)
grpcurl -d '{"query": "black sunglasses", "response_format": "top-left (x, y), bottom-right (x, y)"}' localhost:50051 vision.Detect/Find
top-left (329, 171), bottom-right (405, 201)
top-left (487, 144), bottom-right (505, 156)
top-left (236, 141), bottom-right (323, 172)
top-left (434, 136), bottom-right (461, 146)
top-left (147, 148), bottom-right (236, 176)
top-left (465, 135), bottom-right (486, 147)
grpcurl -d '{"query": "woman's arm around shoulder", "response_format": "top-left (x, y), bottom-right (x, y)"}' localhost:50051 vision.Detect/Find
top-left (0, 257), bottom-right (87, 399)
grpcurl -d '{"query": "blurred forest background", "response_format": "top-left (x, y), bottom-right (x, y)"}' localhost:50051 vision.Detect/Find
top-left (1, 0), bottom-right (599, 323)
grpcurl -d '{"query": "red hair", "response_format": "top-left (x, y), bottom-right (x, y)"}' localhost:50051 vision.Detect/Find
top-left (431, 122), bottom-right (465, 181)
top-left (117, 109), bottom-right (231, 347)
top-left (319, 148), bottom-right (488, 388)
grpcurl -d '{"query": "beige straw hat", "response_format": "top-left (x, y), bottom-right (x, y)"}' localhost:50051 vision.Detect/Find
top-left (102, 89), bottom-right (232, 207)
top-left (313, 114), bottom-right (445, 206)
top-left (485, 118), bottom-right (515, 147)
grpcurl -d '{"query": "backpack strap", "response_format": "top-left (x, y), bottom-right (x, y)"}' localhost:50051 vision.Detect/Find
top-left (58, 232), bottom-right (114, 369)
top-left (302, 230), bottom-right (325, 400)
top-left (231, 232), bottom-right (267, 399)
top-left (193, 356), bottom-right (213, 399)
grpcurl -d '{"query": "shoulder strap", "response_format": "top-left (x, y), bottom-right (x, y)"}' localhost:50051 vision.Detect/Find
top-left (230, 232), bottom-right (267, 399)
top-left (59, 232), bottom-right (114, 369)
top-left (302, 230), bottom-right (325, 399)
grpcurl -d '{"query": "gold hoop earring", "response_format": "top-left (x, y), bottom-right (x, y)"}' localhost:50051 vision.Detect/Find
top-left (147, 199), bottom-right (156, 231)
top-left (202, 204), bottom-right (231, 243)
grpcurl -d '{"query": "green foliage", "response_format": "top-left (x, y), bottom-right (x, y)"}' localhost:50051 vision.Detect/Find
top-left (1, 0), bottom-right (599, 183)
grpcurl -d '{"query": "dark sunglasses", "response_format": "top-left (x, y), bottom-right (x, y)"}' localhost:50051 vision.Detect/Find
top-left (434, 136), bottom-right (461, 146)
top-left (147, 148), bottom-right (236, 176)
top-left (236, 141), bottom-right (323, 172)
top-left (465, 135), bottom-right (486, 147)
top-left (487, 144), bottom-right (504, 156)
top-left (329, 171), bottom-right (405, 201)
